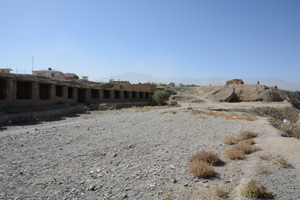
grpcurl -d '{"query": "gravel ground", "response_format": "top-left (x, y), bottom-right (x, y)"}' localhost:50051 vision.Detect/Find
top-left (0, 105), bottom-right (300, 199)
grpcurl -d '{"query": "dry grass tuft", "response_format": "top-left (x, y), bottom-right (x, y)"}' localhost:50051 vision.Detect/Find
top-left (161, 187), bottom-right (186, 200)
top-left (188, 160), bottom-right (215, 178)
top-left (161, 110), bottom-right (177, 114)
top-left (278, 123), bottom-right (300, 139)
top-left (260, 155), bottom-right (270, 161)
top-left (131, 109), bottom-right (150, 112)
top-left (188, 151), bottom-right (221, 178)
top-left (238, 131), bottom-right (258, 140)
top-left (241, 180), bottom-right (273, 199)
top-left (241, 139), bottom-right (255, 145)
top-left (188, 151), bottom-right (221, 166)
top-left (191, 110), bottom-right (257, 121)
top-left (82, 115), bottom-right (94, 119)
top-left (224, 141), bottom-right (261, 160)
top-left (257, 166), bottom-right (270, 175)
top-left (223, 136), bottom-right (238, 145)
top-left (191, 110), bottom-right (204, 115)
top-left (215, 185), bottom-right (229, 198)
top-left (224, 146), bottom-right (246, 160)
top-left (273, 154), bottom-right (288, 168)
top-left (239, 140), bottom-right (261, 154)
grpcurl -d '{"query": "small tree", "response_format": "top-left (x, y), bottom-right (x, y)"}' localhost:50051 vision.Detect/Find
top-left (152, 90), bottom-right (170, 105)
top-left (168, 82), bottom-right (175, 87)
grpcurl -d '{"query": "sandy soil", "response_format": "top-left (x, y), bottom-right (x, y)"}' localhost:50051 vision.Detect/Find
top-left (0, 102), bottom-right (300, 200)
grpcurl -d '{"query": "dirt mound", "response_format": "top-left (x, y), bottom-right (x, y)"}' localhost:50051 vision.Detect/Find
top-left (207, 84), bottom-right (284, 102)
top-left (234, 84), bottom-right (283, 102)
top-left (170, 94), bottom-right (205, 103)
top-left (207, 87), bottom-right (239, 102)
top-left (168, 84), bottom-right (284, 103)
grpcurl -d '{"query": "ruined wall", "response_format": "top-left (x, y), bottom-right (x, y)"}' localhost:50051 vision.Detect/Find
top-left (0, 73), bottom-right (156, 108)
top-left (226, 79), bottom-right (244, 86)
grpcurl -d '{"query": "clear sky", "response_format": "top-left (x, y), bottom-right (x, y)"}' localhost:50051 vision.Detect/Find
top-left (1, 0), bottom-right (300, 83)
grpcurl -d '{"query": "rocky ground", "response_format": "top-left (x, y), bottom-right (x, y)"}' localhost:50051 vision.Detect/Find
top-left (0, 101), bottom-right (300, 200)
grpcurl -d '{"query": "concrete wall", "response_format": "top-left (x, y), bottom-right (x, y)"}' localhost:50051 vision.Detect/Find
top-left (0, 73), bottom-right (156, 108)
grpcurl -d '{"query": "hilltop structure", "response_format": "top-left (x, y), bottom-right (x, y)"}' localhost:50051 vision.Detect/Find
top-left (226, 79), bottom-right (244, 86)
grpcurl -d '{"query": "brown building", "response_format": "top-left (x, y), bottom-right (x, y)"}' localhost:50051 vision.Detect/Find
top-left (0, 73), bottom-right (156, 108)
top-left (0, 68), bottom-right (12, 73)
top-left (33, 68), bottom-right (65, 79)
top-left (109, 80), bottom-right (130, 85)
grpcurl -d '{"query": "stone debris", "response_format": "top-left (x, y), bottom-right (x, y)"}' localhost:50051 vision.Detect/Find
top-left (0, 105), bottom-right (299, 199)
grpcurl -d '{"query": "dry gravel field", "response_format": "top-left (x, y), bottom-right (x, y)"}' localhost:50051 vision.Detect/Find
top-left (0, 103), bottom-right (300, 199)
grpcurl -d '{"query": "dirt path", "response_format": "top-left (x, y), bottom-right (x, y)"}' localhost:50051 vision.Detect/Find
top-left (0, 104), bottom-right (299, 199)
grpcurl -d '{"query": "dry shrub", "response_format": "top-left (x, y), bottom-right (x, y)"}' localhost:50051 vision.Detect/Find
top-left (223, 136), bottom-right (238, 145)
top-left (260, 155), bottom-right (270, 161)
top-left (224, 146), bottom-right (246, 160)
top-left (238, 131), bottom-right (258, 140)
top-left (188, 151), bottom-right (221, 166)
top-left (241, 139), bottom-right (255, 145)
top-left (215, 185), bottom-right (229, 198)
top-left (241, 180), bottom-right (273, 199)
top-left (190, 110), bottom-right (204, 115)
top-left (224, 141), bottom-right (261, 160)
top-left (226, 113), bottom-right (257, 121)
top-left (273, 154), bottom-right (288, 168)
top-left (191, 110), bottom-right (257, 121)
top-left (257, 166), bottom-right (270, 175)
top-left (187, 160), bottom-right (215, 178)
top-left (278, 123), bottom-right (300, 139)
top-left (238, 140), bottom-right (261, 154)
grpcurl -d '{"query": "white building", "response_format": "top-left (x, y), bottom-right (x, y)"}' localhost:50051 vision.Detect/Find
top-left (33, 68), bottom-right (65, 79)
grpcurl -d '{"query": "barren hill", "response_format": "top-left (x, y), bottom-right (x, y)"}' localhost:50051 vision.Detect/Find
top-left (169, 84), bottom-right (285, 103)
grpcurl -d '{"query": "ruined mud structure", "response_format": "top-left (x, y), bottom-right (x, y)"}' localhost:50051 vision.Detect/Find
top-left (225, 78), bottom-right (244, 86)
top-left (0, 73), bottom-right (156, 109)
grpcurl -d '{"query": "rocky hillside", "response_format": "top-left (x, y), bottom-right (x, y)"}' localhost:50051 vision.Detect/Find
top-left (168, 84), bottom-right (286, 103)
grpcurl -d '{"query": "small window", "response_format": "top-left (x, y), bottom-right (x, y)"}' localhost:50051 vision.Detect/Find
top-left (51, 73), bottom-right (55, 77)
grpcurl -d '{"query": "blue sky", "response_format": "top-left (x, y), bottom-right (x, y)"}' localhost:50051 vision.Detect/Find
top-left (1, 0), bottom-right (300, 83)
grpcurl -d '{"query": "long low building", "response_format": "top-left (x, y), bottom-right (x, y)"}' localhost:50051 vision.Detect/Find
top-left (0, 73), bottom-right (156, 108)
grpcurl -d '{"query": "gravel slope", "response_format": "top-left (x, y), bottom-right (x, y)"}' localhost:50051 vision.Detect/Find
top-left (0, 106), bottom-right (299, 199)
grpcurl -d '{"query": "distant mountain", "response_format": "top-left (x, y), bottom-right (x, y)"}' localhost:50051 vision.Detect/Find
top-left (95, 72), bottom-right (300, 91)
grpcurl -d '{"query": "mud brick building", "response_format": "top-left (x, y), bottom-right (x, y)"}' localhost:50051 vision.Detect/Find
top-left (0, 73), bottom-right (156, 108)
